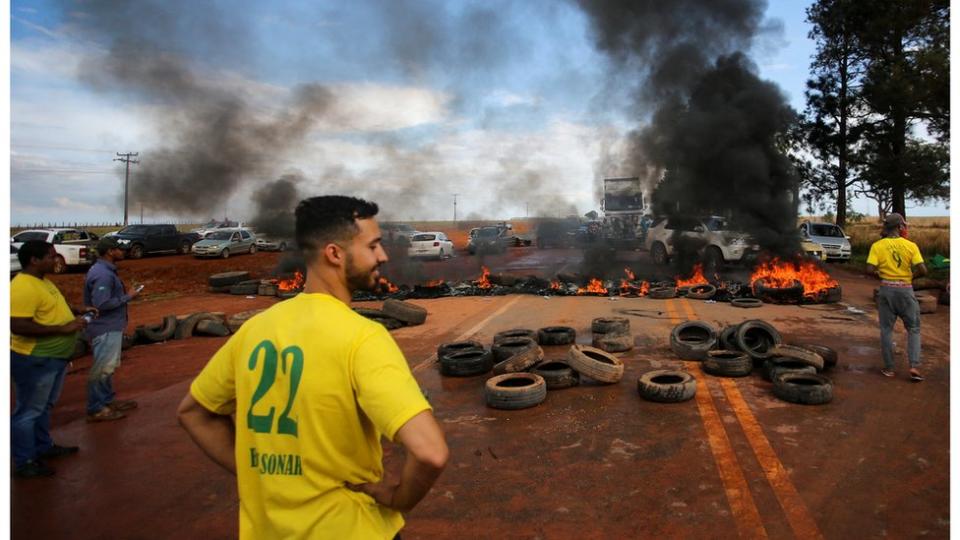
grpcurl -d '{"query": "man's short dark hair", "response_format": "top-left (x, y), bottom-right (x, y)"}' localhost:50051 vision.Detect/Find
top-left (295, 196), bottom-right (379, 253)
top-left (18, 240), bottom-right (53, 268)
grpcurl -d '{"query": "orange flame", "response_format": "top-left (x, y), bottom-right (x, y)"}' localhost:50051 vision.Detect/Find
top-left (624, 267), bottom-right (636, 281)
top-left (425, 279), bottom-right (445, 287)
top-left (675, 263), bottom-right (709, 288)
top-left (550, 280), bottom-right (561, 290)
top-left (277, 271), bottom-right (305, 292)
top-left (577, 278), bottom-right (608, 295)
top-left (750, 257), bottom-right (838, 298)
top-left (475, 266), bottom-right (492, 289)
top-left (640, 280), bottom-right (650, 296)
top-left (377, 276), bottom-right (399, 294)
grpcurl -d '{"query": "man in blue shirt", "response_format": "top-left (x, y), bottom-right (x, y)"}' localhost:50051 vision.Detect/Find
top-left (83, 236), bottom-right (141, 421)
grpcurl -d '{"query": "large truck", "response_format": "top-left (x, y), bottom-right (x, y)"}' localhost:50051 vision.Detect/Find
top-left (600, 176), bottom-right (646, 249)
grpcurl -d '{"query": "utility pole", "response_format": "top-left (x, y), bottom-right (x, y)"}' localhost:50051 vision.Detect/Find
top-left (114, 152), bottom-right (139, 226)
top-left (453, 193), bottom-right (458, 223)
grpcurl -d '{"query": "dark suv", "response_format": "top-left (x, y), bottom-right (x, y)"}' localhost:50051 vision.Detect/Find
top-left (111, 224), bottom-right (201, 258)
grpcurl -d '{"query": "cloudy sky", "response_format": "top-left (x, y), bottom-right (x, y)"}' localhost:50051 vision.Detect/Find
top-left (8, 0), bottom-right (947, 226)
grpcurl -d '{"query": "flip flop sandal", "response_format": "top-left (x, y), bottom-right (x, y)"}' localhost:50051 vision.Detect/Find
top-left (880, 369), bottom-right (895, 378)
top-left (910, 372), bottom-right (925, 382)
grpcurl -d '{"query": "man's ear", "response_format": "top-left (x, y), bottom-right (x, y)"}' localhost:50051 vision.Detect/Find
top-left (323, 243), bottom-right (345, 267)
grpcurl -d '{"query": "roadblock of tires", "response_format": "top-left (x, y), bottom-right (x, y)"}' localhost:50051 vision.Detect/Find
top-left (667, 318), bottom-right (837, 405)
top-left (352, 299), bottom-right (428, 331)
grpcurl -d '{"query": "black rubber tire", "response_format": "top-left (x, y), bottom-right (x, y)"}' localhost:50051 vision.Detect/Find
top-left (139, 315), bottom-right (177, 342)
top-left (121, 333), bottom-right (135, 350)
top-left (485, 373), bottom-right (547, 410)
top-left (249, 245), bottom-right (257, 255)
top-left (703, 350), bottom-right (753, 377)
top-left (753, 278), bottom-right (804, 303)
top-left (440, 348), bottom-right (494, 377)
top-left (492, 344), bottom-right (544, 375)
top-left (687, 284), bottom-right (717, 300)
top-left (718, 324), bottom-right (741, 351)
top-left (382, 299), bottom-right (428, 325)
top-left (648, 286), bottom-right (677, 299)
top-left (226, 309), bottom-right (265, 333)
top-left (221, 248), bottom-right (230, 259)
top-left (209, 285), bottom-right (233, 294)
top-left (532, 361), bottom-right (579, 389)
top-left (772, 373), bottom-right (834, 405)
top-left (437, 340), bottom-right (485, 360)
top-left (651, 242), bottom-right (669, 265)
top-left (637, 370), bottom-right (697, 403)
top-left (492, 336), bottom-right (538, 362)
top-left (592, 331), bottom-right (634, 352)
top-left (370, 316), bottom-right (405, 330)
top-left (591, 317), bottom-right (630, 334)
top-left (769, 344), bottom-right (824, 371)
top-left (178, 240), bottom-right (191, 255)
top-left (353, 307), bottom-right (387, 319)
top-left (669, 321), bottom-right (717, 360)
top-left (735, 320), bottom-right (782, 361)
top-left (493, 328), bottom-right (537, 344)
top-left (763, 359), bottom-right (818, 382)
top-left (195, 319), bottom-right (231, 337)
top-left (800, 344), bottom-right (838, 369)
top-left (175, 312), bottom-right (222, 340)
top-left (129, 244), bottom-right (144, 259)
top-left (230, 282), bottom-right (260, 295)
top-left (53, 255), bottom-right (67, 274)
top-left (537, 326), bottom-right (576, 346)
top-left (566, 344), bottom-right (624, 383)
top-left (731, 298), bottom-right (763, 308)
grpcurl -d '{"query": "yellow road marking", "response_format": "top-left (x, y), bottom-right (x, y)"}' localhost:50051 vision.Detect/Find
top-left (412, 295), bottom-right (522, 373)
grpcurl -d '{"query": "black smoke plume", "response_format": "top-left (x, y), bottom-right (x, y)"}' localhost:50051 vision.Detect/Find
top-left (250, 173), bottom-right (303, 239)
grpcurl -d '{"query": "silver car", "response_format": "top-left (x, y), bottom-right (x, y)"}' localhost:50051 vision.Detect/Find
top-left (192, 229), bottom-right (257, 258)
top-left (799, 222), bottom-right (851, 261)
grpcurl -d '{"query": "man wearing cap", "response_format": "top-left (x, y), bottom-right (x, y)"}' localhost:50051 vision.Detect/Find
top-left (83, 236), bottom-right (141, 421)
top-left (866, 213), bottom-right (927, 381)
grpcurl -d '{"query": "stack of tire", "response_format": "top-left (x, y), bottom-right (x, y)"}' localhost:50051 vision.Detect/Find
top-left (590, 317), bottom-right (633, 352)
top-left (208, 271), bottom-right (253, 294)
top-left (353, 299), bottom-right (428, 331)
top-left (134, 312), bottom-right (233, 344)
top-left (668, 319), bottom-right (836, 405)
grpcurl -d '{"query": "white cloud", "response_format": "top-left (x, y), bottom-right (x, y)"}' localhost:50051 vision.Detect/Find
top-left (486, 89), bottom-right (540, 108)
top-left (317, 83), bottom-right (451, 132)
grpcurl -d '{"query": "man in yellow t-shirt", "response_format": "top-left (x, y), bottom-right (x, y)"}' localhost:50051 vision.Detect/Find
top-left (178, 196), bottom-right (448, 539)
top-left (866, 213), bottom-right (927, 381)
top-left (11, 241), bottom-right (96, 478)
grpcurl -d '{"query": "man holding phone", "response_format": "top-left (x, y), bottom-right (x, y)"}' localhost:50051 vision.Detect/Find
top-left (83, 236), bottom-right (142, 421)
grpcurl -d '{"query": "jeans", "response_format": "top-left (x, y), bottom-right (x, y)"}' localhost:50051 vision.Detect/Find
top-left (11, 351), bottom-right (68, 467)
top-left (88, 331), bottom-right (123, 414)
top-left (877, 286), bottom-right (922, 370)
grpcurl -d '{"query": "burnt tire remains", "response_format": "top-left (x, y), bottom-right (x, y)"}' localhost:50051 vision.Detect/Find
top-left (686, 284), bottom-right (717, 300)
top-left (703, 350), bottom-right (752, 377)
top-left (485, 373), bottom-right (547, 410)
top-left (731, 298), bottom-right (763, 309)
top-left (773, 373), bottom-right (834, 405)
top-left (648, 287), bottom-right (677, 299)
top-left (382, 299), bottom-right (427, 326)
top-left (735, 320), bottom-right (782, 361)
top-left (440, 348), bottom-right (494, 377)
top-left (537, 326), bottom-right (577, 346)
top-left (531, 361), bottom-right (579, 390)
top-left (637, 370), bottom-right (697, 403)
top-left (591, 317), bottom-right (630, 334)
top-left (669, 321), bottom-right (717, 360)
top-left (566, 344), bottom-right (624, 384)
top-left (493, 328), bottom-right (537, 344)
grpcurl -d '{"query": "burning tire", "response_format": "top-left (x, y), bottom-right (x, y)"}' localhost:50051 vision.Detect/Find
top-left (686, 284), bottom-right (717, 300)
top-left (382, 299), bottom-right (427, 326)
top-left (752, 278), bottom-right (804, 304)
top-left (799, 344), bottom-right (837, 369)
top-left (669, 321), bottom-right (717, 360)
top-left (492, 337), bottom-right (538, 362)
top-left (493, 344), bottom-right (544, 375)
top-left (648, 286), bottom-right (677, 299)
top-left (537, 326), bottom-right (576, 346)
top-left (731, 298), bottom-right (763, 308)
top-left (637, 370), bottom-right (696, 403)
top-left (591, 317), bottom-right (630, 334)
top-left (734, 320), bottom-right (781, 362)
top-left (493, 328), bottom-right (537, 344)
top-left (718, 324), bottom-right (741, 351)
top-left (484, 373), bottom-right (547, 410)
top-left (437, 340), bottom-right (485, 360)
top-left (592, 331), bottom-right (633, 352)
top-left (440, 349), bottom-right (494, 377)
top-left (772, 373), bottom-right (833, 405)
top-left (566, 344), bottom-right (624, 384)
top-left (138, 315), bottom-right (177, 342)
top-left (195, 319), bottom-right (231, 337)
top-left (703, 350), bottom-right (752, 377)
top-left (769, 344), bottom-right (824, 371)
top-left (763, 358), bottom-right (818, 382)
top-left (532, 361), bottom-right (579, 389)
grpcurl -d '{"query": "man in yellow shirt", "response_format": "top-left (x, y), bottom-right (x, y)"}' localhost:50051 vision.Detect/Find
top-left (866, 213), bottom-right (927, 381)
top-left (178, 196), bottom-right (448, 539)
top-left (11, 241), bottom-right (96, 478)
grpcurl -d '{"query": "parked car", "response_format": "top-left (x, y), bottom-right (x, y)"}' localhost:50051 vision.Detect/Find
top-left (192, 229), bottom-right (257, 258)
top-left (408, 232), bottom-right (454, 260)
top-left (467, 226), bottom-right (510, 255)
top-left (10, 228), bottom-right (98, 273)
top-left (192, 219), bottom-right (242, 239)
top-left (382, 222), bottom-right (420, 246)
top-left (111, 224), bottom-right (200, 259)
top-left (644, 216), bottom-right (760, 267)
top-left (254, 236), bottom-right (289, 252)
top-left (11, 245), bottom-right (21, 276)
top-left (800, 222), bottom-right (852, 261)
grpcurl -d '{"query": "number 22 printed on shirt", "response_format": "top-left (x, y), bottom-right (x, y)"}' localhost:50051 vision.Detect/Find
top-left (247, 340), bottom-right (303, 437)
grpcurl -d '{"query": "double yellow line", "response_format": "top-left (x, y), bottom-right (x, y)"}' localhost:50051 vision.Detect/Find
top-left (664, 297), bottom-right (823, 539)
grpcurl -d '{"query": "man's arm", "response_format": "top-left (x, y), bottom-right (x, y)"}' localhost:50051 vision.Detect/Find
top-left (11, 316), bottom-right (85, 337)
top-left (88, 275), bottom-right (136, 312)
top-left (866, 264), bottom-right (879, 278)
top-left (177, 393), bottom-right (237, 474)
top-left (68, 303), bottom-right (98, 316)
top-left (347, 410), bottom-right (448, 513)
top-left (913, 262), bottom-right (928, 278)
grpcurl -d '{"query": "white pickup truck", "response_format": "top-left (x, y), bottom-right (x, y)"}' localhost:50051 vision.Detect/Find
top-left (11, 228), bottom-right (98, 274)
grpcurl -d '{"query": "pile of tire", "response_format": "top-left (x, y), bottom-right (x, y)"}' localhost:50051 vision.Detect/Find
top-left (208, 271), bottom-right (251, 293)
top-left (590, 317), bottom-right (633, 352)
top-left (353, 299), bottom-right (428, 331)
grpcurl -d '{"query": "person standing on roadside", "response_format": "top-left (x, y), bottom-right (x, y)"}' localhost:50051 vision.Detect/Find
top-left (11, 241), bottom-right (96, 478)
top-left (178, 196), bottom-right (448, 539)
top-left (866, 213), bottom-right (927, 381)
top-left (83, 236), bottom-right (141, 422)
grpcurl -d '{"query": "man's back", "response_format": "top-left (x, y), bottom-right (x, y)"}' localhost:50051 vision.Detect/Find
top-left (868, 236), bottom-right (923, 282)
top-left (190, 293), bottom-right (430, 539)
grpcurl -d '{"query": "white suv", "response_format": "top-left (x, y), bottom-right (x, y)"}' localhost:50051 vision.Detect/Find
top-left (644, 216), bottom-right (759, 267)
